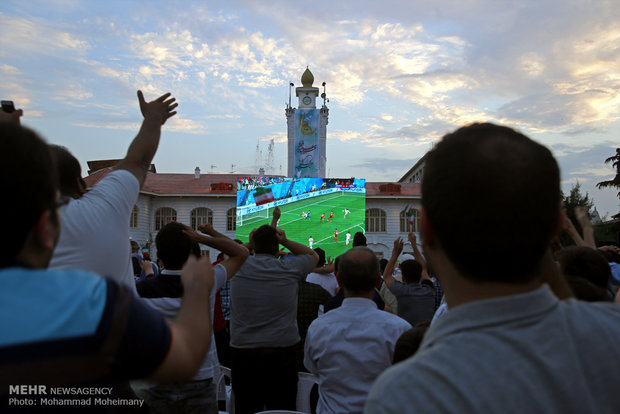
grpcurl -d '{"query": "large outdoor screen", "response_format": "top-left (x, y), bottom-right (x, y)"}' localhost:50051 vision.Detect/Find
top-left (236, 177), bottom-right (366, 260)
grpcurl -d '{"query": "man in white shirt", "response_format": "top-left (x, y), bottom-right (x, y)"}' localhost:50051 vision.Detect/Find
top-left (49, 91), bottom-right (176, 291)
top-left (304, 247), bottom-right (411, 414)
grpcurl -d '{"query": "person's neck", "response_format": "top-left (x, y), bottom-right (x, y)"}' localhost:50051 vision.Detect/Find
top-left (428, 249), bottom-right (543, 309)
top-left (343, 289), bottom-right (374, 300)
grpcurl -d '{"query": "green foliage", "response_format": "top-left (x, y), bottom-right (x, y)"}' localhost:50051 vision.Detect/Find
top-left (596, 148), bottom-right (620, 219)
top-left (560, 182), bottom-right (594, 246)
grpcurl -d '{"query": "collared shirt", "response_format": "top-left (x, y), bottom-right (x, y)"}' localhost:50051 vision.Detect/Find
top-left (306, 271), bottom-right (338, 296)
top-left (366, 285), bottom-right (620, 414)
top-left (305, 297), bottom-right (411, 414)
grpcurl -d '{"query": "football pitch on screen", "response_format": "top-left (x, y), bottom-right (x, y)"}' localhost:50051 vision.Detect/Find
top-left (236, 191), bottom-right (366, 260)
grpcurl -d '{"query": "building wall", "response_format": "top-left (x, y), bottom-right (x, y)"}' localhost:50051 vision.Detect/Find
top-left (130, 193), bottom-right (422, 262)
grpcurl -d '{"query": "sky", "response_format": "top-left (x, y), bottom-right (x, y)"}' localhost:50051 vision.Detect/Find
top-left (1, 0), bottom-right (619, 217)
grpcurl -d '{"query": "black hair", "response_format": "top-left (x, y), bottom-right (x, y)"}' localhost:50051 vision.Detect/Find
top-left (314, 247), bottom-right (326, 267)
top-left (352, 232), bottom-right (367, 247)
top-left (339, 247), bottom-right (379, 294)
top-left (422, 123), bottom-right (560, 284)
top-left (400, 260), bottom-right (423, 284)
top-left (49, 145), bottom-right (82, 197)
top-left (559, 246), bottom-right (611, 289)
top-left (0, 124), bottom-right (57, 260)
top-left (252, 224), bottom-right (279, 256)
top-left (155, 222), bottom-right (193, 270)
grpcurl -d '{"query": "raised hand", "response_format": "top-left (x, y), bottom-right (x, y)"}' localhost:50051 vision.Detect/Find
top-left (197, 223), bottom-right (215, 236)
top-left (181, 255), bottom-right (214, 294)
top-left (137, 90), bottom-right (178, 125)
top-left (276, 228), bottom-right (288, 244)
top-left (273, 206), bottom-right (281, 222)
top-left (408, 232), bottom-right (417, 246)
top-left (393, 237), bottom-right (404, 255)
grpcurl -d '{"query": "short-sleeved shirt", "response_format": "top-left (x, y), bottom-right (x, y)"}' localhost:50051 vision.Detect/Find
top-left (0, 266), bottom-right (171, 393)
top-left (305, 298), bottom-right (411, 414)
top-left (230, 253), bottom-right (315, 348)
top-left (388, 280), bottom-right (435, 325)
top-left (137, 265), bottom-right (227, 380)
top-left (50, 169), bottom-right (140, 292)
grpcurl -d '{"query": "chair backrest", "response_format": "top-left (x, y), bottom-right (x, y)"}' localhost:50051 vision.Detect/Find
top-left (296, 372), bottom-right (318, 413)
top-left (216, 365), bottom-right (234, 414)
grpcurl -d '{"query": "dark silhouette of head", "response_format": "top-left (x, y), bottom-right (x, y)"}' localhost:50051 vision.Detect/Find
top-left (401, 260), bottom-right (423, 284)
top-left (0, 123), bottom-right (58, 262)
top-left (559, 246), bottom-right (611, 290)
top-left (353, 232), bottom-right (367, 247)
top-left (252, 224), bottom-right (279, 256)
top-left (339, 247), bottom-right (380, 295)
top-left (314, 247), bottom-right (326, 267)
top-left (49, 144), bottom-right (85, 198)
top-left (422, 123), bottom-right (560, 284)
top-left (156, 222), bottom-right (198, 270)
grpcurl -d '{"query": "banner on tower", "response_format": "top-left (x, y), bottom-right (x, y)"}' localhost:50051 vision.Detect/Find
top-left (293, 108), bottom-right (320, 178)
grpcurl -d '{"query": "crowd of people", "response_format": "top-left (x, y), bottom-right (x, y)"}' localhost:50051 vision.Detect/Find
top-left (1, 93), bottom-right (620, 414)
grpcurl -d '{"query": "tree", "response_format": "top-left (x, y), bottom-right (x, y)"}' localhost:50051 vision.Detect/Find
top-left (560, 182), bottom-right (594, 246)
top-left (596, 148), bottom-right (620, 219)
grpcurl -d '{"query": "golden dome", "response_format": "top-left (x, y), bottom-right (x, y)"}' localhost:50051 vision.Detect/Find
top-left (301, 67), bottom-right (314, 87)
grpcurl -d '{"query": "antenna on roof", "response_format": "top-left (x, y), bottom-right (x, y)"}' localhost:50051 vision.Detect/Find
top-left (230, 164), bottom-right (236, 174)
top-left (210, 165), bottom-right (216, 174)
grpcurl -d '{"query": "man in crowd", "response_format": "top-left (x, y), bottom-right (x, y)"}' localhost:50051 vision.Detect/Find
top-left (365, 123), bottom-right (620, 413)
top-left (305, 247), bottom-right (411, 413)
top-left (137, 222), bottom-right (248, 413)
top-left (49, 90), bottom-right (177, 291)
top-left (0, 121), bottom-right (215, 411)
top-left (230, 213), bottom-right (318, 414)
top-left (382, 237), bottom-right (435, 325)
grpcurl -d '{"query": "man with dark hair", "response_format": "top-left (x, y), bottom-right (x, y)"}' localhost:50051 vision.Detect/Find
top-left (230, 216), bottom-right (318, 414)
top-left (305, 247), bottom-right (411, 414)
top-left (0, 122), bottom-right (216, 410)
top-left (352, 231), bottom-right (367, 247)
top-left (49, 90), bottom-right (177, 292)
top-left (137, 222), bottom-right (248, 413)
top-left (382, 237), bottom-right (435, 326)
top-left (366, 123), bottom-right (620, 413)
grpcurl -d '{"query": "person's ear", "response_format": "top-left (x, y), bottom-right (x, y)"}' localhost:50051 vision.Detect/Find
top-left (420, 206), bottom-right (435, 248)
top-left (76, 177), bottom-right (87, 197)
top-left (34, 210), bottom-right (57, 252)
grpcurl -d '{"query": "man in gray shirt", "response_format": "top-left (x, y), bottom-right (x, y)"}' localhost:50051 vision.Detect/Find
top-left (230, 219), bottom-right (318, 414)
top-left (365, 123), bottom-right (620, 413)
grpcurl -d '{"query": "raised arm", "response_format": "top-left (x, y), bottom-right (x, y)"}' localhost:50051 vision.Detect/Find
top-left (574, 206), bottom-right (596, 248)
top-left (277, 229), bottom-right (319, 266)
top-left (408, 232), bottom-right (430, 280)
top-left (148, 255), bottom-right (214, 381)
top-left (114, 91), bottom-right (178, 187)
top-left (183, 223), bottom-right (249, 279)
top-left (562, 207), bottom-right (586, 246)
top-left (271, 206), bottom-right (281, 228)
top-left (384, 237), bottom-right (404, 288)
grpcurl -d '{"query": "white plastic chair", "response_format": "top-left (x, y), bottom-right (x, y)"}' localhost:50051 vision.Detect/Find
top-left (216, 365), bottom-right (234, 414)
top-left (296, 372), bottom-right (318, 414)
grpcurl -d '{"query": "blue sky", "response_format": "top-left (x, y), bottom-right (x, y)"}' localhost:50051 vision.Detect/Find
top-left (1, 0), bottom-right (619, 217)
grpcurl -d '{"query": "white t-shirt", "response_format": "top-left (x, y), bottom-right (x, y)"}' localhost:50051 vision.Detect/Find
top-left (49, 169), bottom-right (139, 292)
top-left (306, 272), bottom-right (339, 296)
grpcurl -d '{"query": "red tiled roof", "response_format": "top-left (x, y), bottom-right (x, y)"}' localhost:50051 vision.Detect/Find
top-left (83, 170), bottom-right (421, 197)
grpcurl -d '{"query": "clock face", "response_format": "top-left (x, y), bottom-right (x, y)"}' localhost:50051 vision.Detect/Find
top-left (302, 96), bottom-right (312, 105)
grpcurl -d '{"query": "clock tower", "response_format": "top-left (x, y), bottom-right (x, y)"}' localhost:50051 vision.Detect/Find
top-left (286, 67), bottom-right (329, 178)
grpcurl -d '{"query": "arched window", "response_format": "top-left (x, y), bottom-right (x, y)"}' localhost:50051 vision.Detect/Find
top-left (155, 207), bottom-right (177, 231)
top-left (130, 205), bottom-right (139, 228)
top-left (366, 208), bottom-right (386, 233)
top-left (400, 209), bottom-right (420, 233)
top-left (227, 208), bottom-right (236, 231)
top-left (190, 207), bottom-right (213, 230)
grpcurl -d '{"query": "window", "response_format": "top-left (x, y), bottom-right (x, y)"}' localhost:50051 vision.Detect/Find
top-left (190, 207), bottom-right (213, 230)
top-left (155, 207), bottom-right (177, 231)
top-left (227, 208), bottom-right (236, 231)
top-left (130, 205), bottom-right (139, 228)
top-left (400, 209), bottom-right (420, 233)
top-left (366, 208), bottom-right (386, 233)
